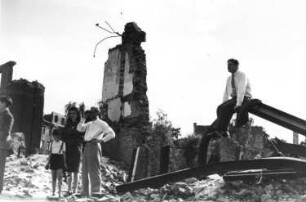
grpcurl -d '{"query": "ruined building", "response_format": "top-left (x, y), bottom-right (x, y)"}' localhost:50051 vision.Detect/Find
top-left (0, 61), bottom-right (45, 154)
top-left (101, 22), bottom-right (150, 178)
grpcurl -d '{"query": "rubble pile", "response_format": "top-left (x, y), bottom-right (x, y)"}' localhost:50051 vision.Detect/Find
top-left (1, 154), bottom-right (129, 201)
top-left (100, 157), bottom-right (128, 193)
top-left (3, 154), bottom-right (58, 199)
top-left (1, 154), bottom-right (306, 202)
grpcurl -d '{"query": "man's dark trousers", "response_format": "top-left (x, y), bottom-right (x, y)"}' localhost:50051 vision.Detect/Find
top-left (213, 96), bottom-right (250, 132)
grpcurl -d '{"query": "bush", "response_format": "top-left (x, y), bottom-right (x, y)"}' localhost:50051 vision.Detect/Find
top-left (147, 110), bottom-right (181, 176)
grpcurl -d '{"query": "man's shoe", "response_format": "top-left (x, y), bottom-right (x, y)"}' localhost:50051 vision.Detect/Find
top-left (74, 193), bottom-right (87, 198)
top-left (63, 191), bottom-right (72, 197)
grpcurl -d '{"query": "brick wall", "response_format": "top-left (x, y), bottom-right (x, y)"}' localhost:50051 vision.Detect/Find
top-left (101, 22), bottom-right (150, 179)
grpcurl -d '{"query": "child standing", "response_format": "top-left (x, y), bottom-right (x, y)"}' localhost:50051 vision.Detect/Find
top-left (45, 129), bottom-right (67, 198)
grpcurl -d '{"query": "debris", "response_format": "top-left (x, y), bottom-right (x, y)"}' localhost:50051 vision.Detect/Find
top-left (2, 153), bottom-right (306, 202)
top-left (120, 192), bottom-right (133, 202)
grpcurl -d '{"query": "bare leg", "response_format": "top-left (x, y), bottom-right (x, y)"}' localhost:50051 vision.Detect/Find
top-left (67, 172), bottom-right (72, 193)
top-left (51, 170), bottom-right (57, 196)
top-left (72, 172), bottom-right (78, 193)
top-left (57, 169), bottom-right (63, 198)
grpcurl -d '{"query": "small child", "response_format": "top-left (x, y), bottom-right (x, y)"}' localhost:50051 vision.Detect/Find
top-left (45, 129), bottom-right (67, 198)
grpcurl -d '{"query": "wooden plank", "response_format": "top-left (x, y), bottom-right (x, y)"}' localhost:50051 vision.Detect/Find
top-left (127, 147), bottom-right (140, 182)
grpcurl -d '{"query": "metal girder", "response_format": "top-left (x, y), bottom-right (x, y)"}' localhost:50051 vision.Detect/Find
top-left (249, 101), bottom-right (306, 136)
top-left (116, 157), bottom-right (306, 193)
top-left (223, 168), bottom-right (297, 182)
top-left (271, 138), bottom-right (306, 157)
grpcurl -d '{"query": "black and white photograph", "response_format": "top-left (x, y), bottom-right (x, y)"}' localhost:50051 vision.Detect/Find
top-left (0, 0), bottom-right (305, 201)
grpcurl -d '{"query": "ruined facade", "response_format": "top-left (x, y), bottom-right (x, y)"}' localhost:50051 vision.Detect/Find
top-left (101, 23), bottom-right (150, 178)
top-left (0, 61), bottom-right (45, 154)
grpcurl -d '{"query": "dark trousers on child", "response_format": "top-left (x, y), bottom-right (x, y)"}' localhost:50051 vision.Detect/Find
top-left (82, 141), bottom-right (101, 197)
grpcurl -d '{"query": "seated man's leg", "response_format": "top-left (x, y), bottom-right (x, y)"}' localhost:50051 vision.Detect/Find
top-left (235, 97), bottom-right (251, 128)
top-left (236, 111), bottom-right (249, 128)
top-left (215, 98), bottom-right (236, 132)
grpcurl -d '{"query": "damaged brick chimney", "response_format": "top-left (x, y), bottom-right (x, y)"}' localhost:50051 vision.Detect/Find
top-left (101, 22), bottom-right (150, 179)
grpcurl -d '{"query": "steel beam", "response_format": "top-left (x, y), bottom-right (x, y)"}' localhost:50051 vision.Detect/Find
top-left (116, 157), bottom-right (306, 193)
top-left (249, 101), bottom-right (306, 136)
top-left (223, 168), bottom-right (297, 182)
top-left (272, 138), bottom-right (306, 157)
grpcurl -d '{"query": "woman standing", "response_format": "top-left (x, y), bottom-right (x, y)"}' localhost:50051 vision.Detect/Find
top-left (62, 107), bottom-right (83, 195)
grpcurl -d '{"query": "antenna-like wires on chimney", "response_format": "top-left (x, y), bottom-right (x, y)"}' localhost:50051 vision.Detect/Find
top-left (93, 21), bottom-right (121, 57)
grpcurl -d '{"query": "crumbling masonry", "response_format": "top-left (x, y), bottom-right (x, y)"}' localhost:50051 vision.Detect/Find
top-left (101, 22), bottom-right (150, 179)
top-left (0, 61), bottom-right (45, 154)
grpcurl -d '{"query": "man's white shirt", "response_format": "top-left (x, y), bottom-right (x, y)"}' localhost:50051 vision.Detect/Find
top-left (77, 118), bottom-right (115, 142)
top-left (223, 70), bottom-right (252, 107)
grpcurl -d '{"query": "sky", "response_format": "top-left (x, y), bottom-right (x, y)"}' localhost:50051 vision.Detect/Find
top-left (0, 0), bottom-right (305, 142)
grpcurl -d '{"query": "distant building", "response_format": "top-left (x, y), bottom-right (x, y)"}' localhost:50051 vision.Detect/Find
top-left (193, 123), bottom-right (210, 136)
top-left (44, 112), bottom-right (66, 127)
top-left (40, 112), bottom-right (66, 153)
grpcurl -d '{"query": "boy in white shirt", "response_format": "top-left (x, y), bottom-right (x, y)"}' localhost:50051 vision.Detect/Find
top-left (45, 129), bottom-right (67, 198)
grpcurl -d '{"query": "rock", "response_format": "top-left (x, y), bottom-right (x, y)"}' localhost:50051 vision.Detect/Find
top-left (24, 165), bottom-right (34, 173)
top-left (184, 177), bottom-right (197, 184)
top-left (132, 196), bottom-right (147, 202)
top-left (169, 182), bottom-right (194, 199)
top-left (120, 192), bottom-right (134, 202)
top-left (207, 174), bottom-right (222, 181)
top-left (20, 159), bottom-right (29, 166)
top-left (75, 199), bottom-right (89, 202)
top-left (149, 193), bottom-right (161, 201)
top-left (22, 189), bottom-right (32, 197)
top-left (97, 196), bottom-right (120, 202)
top-left (32, 162), bottom-right (40, 169)
top-left (219, 137), bottom-right (239, 162)
top-left (232, 189), bottom-right (250, 198)
top-left (137, 188), bottom-right (150, 195)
